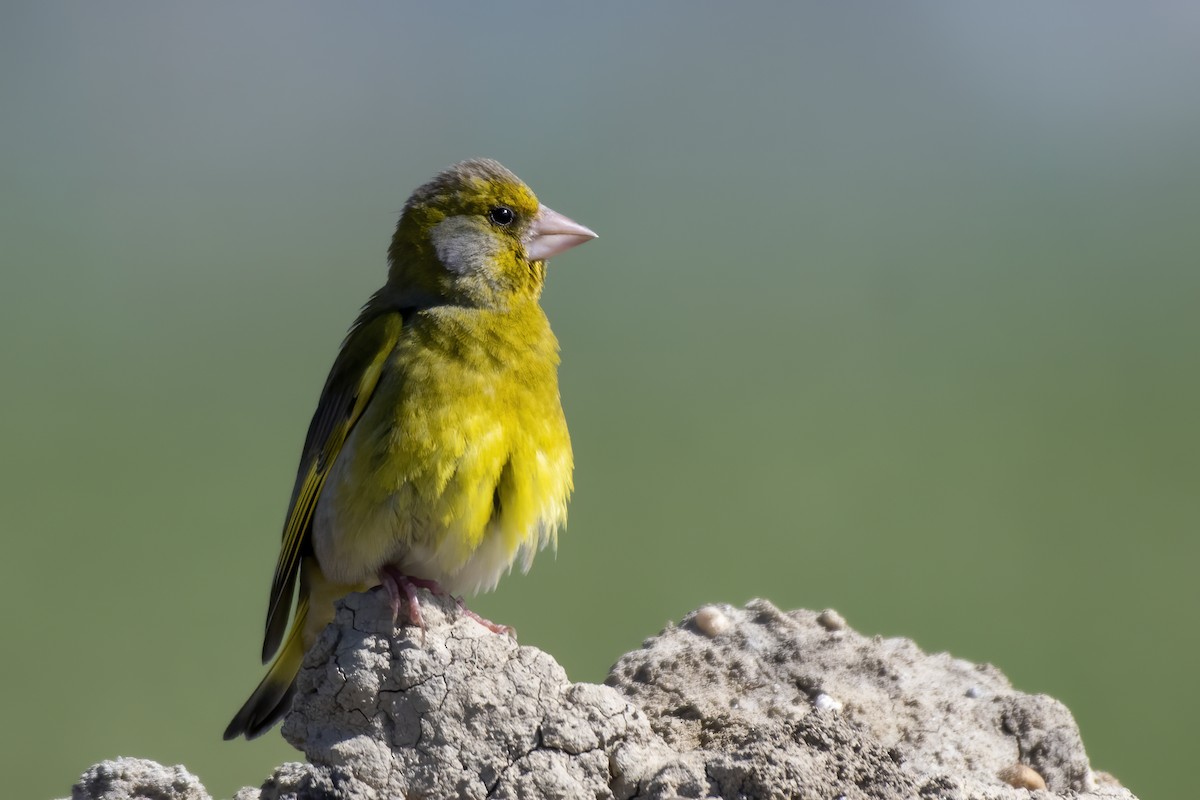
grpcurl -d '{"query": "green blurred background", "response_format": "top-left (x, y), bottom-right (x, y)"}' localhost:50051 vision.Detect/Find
top-left (2, 3), bottom-right (1197, 798)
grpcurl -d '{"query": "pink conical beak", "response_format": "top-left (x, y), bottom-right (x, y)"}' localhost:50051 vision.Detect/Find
top-left (523, 205), bottom-right (598, 262)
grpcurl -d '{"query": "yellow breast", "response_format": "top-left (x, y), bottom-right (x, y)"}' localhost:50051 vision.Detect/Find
top-left (313, 302), bottom-right (573, 596)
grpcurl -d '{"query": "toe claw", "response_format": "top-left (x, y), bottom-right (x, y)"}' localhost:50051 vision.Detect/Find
top-left (456, 600), bottom-right (514, 636)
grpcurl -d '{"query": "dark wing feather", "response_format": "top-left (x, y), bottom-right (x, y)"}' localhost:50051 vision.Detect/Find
top-left (261, 307), bottom-right (404, 661)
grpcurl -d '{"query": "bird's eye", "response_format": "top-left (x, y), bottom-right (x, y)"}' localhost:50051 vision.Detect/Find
top-left (488, 206), bottom-right (515, 226)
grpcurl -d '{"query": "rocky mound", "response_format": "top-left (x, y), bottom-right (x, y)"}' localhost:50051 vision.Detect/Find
top-left (68, 590), bottom-right (1133, 800)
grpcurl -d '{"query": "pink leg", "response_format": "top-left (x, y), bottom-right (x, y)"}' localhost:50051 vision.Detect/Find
top-left (379, 565), bottom-right (427, 630)
top-left (378, 566), bottom-right (514, 636)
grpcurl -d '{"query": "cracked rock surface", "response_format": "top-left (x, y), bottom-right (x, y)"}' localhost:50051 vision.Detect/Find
top-left (70, 592), bottom-right (1137, 800)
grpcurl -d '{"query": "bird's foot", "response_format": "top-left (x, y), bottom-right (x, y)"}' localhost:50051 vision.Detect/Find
top-left (378, 565), bottom-right (430, 632)
top-left (377, 566), bottom-right (513, 636)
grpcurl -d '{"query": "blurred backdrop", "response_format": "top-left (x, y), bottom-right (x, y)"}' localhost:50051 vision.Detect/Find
top-left (2, 3), bottom-right (1197, 798)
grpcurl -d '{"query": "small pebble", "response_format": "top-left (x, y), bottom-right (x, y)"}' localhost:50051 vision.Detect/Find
top-left (816, 609), bottom-right (847, 631)
top-left (998, 763), bottom-right (1046, 790)
top-left (813, 693), bottom-right (843, 713)
top-left (693, 606), bottom-right (731, 637)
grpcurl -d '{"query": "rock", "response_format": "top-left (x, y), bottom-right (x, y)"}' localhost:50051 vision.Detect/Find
top-left (607, 601), bottom-right (1116, 798)
top-left (266, 589), bottom-right (662, 799)
top-left (69, 592), bottom-right (1137, 800)
top-left (69, 757), bottom-right (210, 800)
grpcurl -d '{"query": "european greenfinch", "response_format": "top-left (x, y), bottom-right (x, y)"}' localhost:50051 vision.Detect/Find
top-left (224, 159), bottom-right (596, 740)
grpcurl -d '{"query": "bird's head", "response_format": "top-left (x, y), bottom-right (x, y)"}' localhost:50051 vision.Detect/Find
top-left (386, 159), bottom-right (597, 309)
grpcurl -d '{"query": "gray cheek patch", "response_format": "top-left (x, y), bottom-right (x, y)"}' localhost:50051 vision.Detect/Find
top-left (431, 215), bottom-right (500, 276)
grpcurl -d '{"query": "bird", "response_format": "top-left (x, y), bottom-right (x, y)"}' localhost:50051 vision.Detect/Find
top-left (223, 158), bottom-right (596, 740)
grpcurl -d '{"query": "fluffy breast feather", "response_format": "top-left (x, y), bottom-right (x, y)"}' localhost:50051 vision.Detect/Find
top-left (312, 302), bottom-right (572, 595)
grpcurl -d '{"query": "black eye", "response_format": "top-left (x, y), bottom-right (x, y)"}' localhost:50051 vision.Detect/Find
top-left (488, 206), bottom-right (515, 226)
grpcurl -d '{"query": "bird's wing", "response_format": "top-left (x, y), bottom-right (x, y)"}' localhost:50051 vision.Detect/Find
top-left (261, 307), bottom-right (404, 662)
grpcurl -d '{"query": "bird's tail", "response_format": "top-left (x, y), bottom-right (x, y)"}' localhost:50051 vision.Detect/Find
top-left (223, 594), bottom-right (310, 740)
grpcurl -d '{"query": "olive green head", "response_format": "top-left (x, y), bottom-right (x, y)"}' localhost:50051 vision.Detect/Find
top-left (386, 158), bottom-right (596, 309)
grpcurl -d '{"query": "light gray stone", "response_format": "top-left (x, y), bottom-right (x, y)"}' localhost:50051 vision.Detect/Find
top-left (70, 757), bottom-right (210, 800)
top-left (68, 593), bottom-right (1137, 800)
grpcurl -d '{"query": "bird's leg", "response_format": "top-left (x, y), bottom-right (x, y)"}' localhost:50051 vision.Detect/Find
top-left (378, 565), bottom-right (426, 631)
top-left (378, 567), bottom-right (513, 636)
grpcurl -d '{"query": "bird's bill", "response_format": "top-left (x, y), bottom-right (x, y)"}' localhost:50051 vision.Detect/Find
top-left (523, 205), bottom-right (598, 262)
